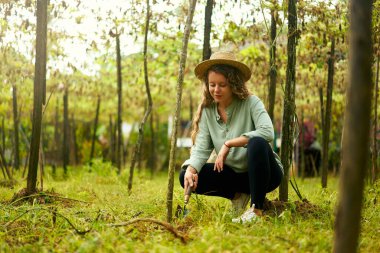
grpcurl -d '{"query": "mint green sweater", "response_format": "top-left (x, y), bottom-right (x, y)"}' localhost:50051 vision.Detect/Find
top-left (182, 95), bottom-right (283, 173)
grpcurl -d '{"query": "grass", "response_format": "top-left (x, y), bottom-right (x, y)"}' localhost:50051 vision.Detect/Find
top-left (0, 160), bottom-right (379, 253)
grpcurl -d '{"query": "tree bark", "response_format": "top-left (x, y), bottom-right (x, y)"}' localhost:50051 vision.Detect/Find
top-left (333, 0), bottom-right (373, 252)
top-left (128, 0), bottom-right (153, 192)
top-left (166, 0), bottom-right (197, 223)
top-left (321, 37), bottom-right (335, 188)
top-left (90, 96), bottom-right (101, 163)
top-left (116, 33), bottom-right (123, 175)
top-left (372, 55), bottom-right (379, 183)
top-left (202, 0), bottom-right (213, 61)
top-left (27, 0), bottom-right (48, 194)
top-left (279, 0), bottom-right (297, 202)
top-left (63, 87), bottom-right (69, 175)
top-left (267, 4), bottom-right (277, 121)
top-left (12, 85), bottom-right (20, 170)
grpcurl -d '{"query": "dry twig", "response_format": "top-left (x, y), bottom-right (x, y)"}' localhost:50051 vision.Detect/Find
top-left (107, 218), bottom-right (187, 244)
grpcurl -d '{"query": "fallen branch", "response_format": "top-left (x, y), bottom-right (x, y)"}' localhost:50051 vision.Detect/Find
top-left (107, 218), bottom-right (187, 244)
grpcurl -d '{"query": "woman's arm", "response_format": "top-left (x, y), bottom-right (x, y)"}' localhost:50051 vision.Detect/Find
top-left (214, 136), bottom-right (249, 172)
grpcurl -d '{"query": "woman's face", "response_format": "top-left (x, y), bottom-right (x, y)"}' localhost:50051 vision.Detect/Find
top-left (208, 71), bottom-right (233, 106)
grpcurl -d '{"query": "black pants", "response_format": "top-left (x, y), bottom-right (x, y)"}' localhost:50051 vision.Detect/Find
top-left (179, 137), bottom-right (283, 209)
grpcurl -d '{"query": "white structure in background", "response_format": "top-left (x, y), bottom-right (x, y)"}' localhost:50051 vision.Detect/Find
top-left (168, 115), bottom-right (192, 148)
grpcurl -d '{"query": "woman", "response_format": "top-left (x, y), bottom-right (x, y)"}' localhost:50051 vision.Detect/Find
top-left (179, 51), bottom-right (284, 223)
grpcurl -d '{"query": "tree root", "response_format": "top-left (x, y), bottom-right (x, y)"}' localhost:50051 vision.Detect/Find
top-left (107, 218), bottom-right (187, 244)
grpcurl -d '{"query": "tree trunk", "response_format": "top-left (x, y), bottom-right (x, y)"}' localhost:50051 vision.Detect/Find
top-left (321, 37), bottom-right (335, 188)
top-left (202, 0), bottom-right (213, 61)
top-left (300, 111), bottom-right (305, 178)
top-left (54, 99), bottom-right (60, 165)
top-left (149, 112), bottom-right (156, 178)
top-left (12, 85), bottom-right (20, 170)
top-left (319, 86), bottom-right (325, 134)
top-left (109, 115), bottom-right (116, 164)
top-left (71, 114), bottom-right (79, 165)
top-left (372, 55), bottom-right (379, 183)
top-left (166, 0), bottom-right (197, 223)
top-left (26, 0), bottom-right (48, 194)
top-left (267, 4), bottom-right (277, 121)
top-left (333, 0), bottom-right (373, 252)
top-left (279, 0), bottom-right (297, 202)
top-left (90, 96), bottom-right (101, 163)
top-left (0, 145), bottom-right (12, 180)
top-left (63, 87), bottom-right (69, 175)
top-left (116, 33), bottom-right (123, 175)
top-left (39, 135), bottom-right (44, 190)
top-left (1, 117), bottom-right (4, 152)
top-left (128, 0), bottom-right (153, 192)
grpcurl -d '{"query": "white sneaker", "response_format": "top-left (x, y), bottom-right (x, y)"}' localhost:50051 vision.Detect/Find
top-left (232, 206), bottom-right (257, 224)
top-left (231, 193), bottom-right (250, 215)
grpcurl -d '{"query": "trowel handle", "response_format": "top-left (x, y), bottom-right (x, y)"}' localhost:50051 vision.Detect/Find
top-left (184, 185), bottom-right (192, 204)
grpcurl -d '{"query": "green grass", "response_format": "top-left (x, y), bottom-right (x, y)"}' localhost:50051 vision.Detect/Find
top-left (0, 160), bottom-right (379, 253)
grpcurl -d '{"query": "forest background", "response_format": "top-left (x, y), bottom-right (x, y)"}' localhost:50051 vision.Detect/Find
top-left (0, 0), bottom-right (379, 252)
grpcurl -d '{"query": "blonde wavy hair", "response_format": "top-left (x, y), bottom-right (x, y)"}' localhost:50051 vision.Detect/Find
top-left (191, 64), bottom-right (250, 144)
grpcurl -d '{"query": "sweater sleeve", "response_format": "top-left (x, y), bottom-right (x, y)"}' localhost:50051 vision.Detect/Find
top-left (181, 109), bottom-right (213, 173)
top-left (241, 96), bottom-right (274, 142)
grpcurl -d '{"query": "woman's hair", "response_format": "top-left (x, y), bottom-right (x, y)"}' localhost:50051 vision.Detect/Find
top-left (191, 64), bottom-right (250, 144)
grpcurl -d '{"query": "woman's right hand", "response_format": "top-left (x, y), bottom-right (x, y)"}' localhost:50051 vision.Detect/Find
top-left (184, 166), bottom-right (198, 193)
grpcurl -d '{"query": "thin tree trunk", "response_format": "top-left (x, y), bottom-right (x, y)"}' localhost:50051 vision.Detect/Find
top-left (166, 0), bottom-right (197, 223)
top-left (372, 55), bottom-right (379, 183)
top-left (116, 33), bottom-right (123, 175)
top-left (12, 85), bottom-right (20, 170)
top-left (149, 112), bottom-right (156, 178)
top-left (333, 0), bottom-right (373, 252)
top-left (128, 0), bottom-right (153, 192)
top-left (27, 0), bottom-right (48, 194)
top-left (319, 86), bottom-right (325, 134)
top-left (279, 0), bottom-right (297, 202)
top-left (321, 37), bottom-right (335, 188)
top-left (0, 145), bottom-right (12, 180)
top-left (300, 111), bottom-right (305, 178)
top-left (39, 135), bottom-right (44, 190)
top-left (54, 99), bottom-right (60, 165)
top-left (202, 0), bottom-right (213, 61)
top-left (267, 4), bottom-right (277, 121)
top-left (109, 115), bottom-right (115, 164)
top-left (71, 114), bottom-right (79, 165)
top-left (1, 117), bottom-right (4, 152)
top-left (90, 96), bottom-right (101, 163)
top-left (63, 87), bottom-right (69, 175)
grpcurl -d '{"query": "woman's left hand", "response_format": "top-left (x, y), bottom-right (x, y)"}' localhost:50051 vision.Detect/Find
top-left (214, 143), bottom-right (230, 172)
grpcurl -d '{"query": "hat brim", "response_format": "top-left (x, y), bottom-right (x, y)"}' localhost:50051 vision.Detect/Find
top-left (194, 59), bottom-right (252, 81)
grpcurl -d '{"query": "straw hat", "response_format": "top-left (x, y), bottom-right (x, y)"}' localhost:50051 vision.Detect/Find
top-left (194, 51), bottom-right (252, 81)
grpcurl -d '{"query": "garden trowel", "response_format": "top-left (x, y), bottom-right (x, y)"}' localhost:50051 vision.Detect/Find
top-left (183, 185), bottom-right (192, 216)
top-left (176, 185), bottom-right (192, 218)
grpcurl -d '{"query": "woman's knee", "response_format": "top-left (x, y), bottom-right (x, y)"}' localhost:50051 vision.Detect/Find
top-left (247, 136), bottom-right (269, 153)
